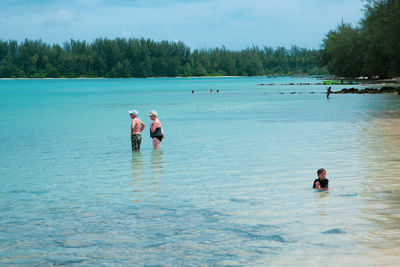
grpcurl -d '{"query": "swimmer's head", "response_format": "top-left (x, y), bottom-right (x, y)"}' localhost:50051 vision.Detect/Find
top-left (317, 168), bottom-right (327, 179)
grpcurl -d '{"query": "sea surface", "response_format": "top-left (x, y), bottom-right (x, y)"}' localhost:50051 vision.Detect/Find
top-left (0, 77), bottom-right (399, 266)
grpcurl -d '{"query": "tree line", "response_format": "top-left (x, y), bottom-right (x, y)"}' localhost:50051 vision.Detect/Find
top-left (320, 0), bottom-right (400, 79)
top-left (0, 38), bottom-right (326, 78)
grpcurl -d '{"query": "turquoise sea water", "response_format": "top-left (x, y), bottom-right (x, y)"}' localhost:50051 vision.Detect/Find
top-left (1, 77), bottom-right (399, 266)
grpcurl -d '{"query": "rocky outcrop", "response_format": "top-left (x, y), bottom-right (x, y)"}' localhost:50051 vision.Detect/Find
top-left (333, 86), bottom-right (400, 94)
top-left (257, 83), bottom-right (321, 86)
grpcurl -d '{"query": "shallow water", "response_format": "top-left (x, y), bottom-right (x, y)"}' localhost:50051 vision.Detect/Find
top-left (0, 77), bottom-right (399, 266)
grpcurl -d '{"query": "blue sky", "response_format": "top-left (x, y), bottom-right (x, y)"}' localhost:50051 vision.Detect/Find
top-left (0, 0), bottom-right (364, 50)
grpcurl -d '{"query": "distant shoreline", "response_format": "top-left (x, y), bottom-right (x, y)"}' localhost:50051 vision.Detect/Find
top-left (1, 76), bottom-right (399, 89)
top-left (0, 75), bottom-right (335, 80)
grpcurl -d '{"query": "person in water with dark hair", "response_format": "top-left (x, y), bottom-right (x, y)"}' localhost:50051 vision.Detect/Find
top-left (313, 168), bottom-right (329, 191)
top-left (327, 87), bottom-right (332, 99)
top-left (148, 110), bottom-right (164, 150)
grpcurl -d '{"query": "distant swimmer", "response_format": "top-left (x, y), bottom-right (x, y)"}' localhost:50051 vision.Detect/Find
top-left (192, 90), bottom-right (195, 94)
top-left (313, 168), bottom-right (329, 191)
top-left (210, 89), bottom-right (213, 94)
top-left (148, 110), bottom-right (164, 150)
top-left (216, 89), bottom-right (220, 94)
top-left (129, 110), bottom-right (145, 151)
top-left (327, 87), bottom-right (332, 99)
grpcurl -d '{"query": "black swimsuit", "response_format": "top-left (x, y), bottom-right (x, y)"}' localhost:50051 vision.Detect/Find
top-left (313, 178), bottom-right (329, 189)
top-left (150, 127), bottom-right (163, 142)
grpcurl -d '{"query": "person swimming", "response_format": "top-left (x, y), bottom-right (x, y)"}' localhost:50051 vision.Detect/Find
top-left (313, 168), bottom-right (329, 191)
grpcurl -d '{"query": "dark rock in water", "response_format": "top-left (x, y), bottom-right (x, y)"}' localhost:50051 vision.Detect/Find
top-left (333, 86), bottom-right (400, 94)
top-left (257, 83), bottom-right (276, 86)
top-left (381, 86), bottom-right (400, 93)
top-left (321, 228), bottom-right (346, 234)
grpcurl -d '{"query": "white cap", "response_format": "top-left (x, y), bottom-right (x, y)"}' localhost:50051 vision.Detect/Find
top-left (129, 110), bottom-right (138, 116)
top-left (148, 110), bottom-right (158, 117)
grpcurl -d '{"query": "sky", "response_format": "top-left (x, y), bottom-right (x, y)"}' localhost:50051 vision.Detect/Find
top-left (0, 0), bottom-right (365, 50)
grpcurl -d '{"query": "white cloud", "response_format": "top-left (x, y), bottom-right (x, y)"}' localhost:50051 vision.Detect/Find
top-left (42, 9), bottom-right (78, 28)
top-left (0, 0), bottom-right (365, 49)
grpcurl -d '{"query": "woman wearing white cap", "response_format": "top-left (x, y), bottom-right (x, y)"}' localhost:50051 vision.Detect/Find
top-left (148, 110), bottom-right (164, 150)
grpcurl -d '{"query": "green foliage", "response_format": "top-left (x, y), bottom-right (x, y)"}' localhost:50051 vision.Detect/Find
top-left (320, 23), bottom-right (364, 78)
top-left (320, 0), bottom-right (400, 78)
top-left (0, 38), bottom-right (325, 78)
top-left (361, 0), bottom-right (400, 78)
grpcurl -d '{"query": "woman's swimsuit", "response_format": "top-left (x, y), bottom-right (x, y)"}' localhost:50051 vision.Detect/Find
top-left (150, 127), bottom-right (163, 142)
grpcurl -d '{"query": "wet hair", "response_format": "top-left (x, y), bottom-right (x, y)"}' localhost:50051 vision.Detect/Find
top-left (317, 168), bottom-right (326, 175)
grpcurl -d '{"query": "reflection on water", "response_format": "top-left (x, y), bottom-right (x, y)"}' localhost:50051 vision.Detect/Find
top-left (360, 117), bottom-right (400, 255)
top-left (131, 151), bottom-right (144, 202)
top-left (316, 191), bottom-right (329, 216)
top-left (151, 150), bottom-right (164, 179)
top-left (130, 150), bottom-right (164, 202)
top-left (131, 151), bottom-right (144, 181)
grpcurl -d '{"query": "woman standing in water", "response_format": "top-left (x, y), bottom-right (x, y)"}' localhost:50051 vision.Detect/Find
top-left (148, 110), bottom-right (164, 150)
